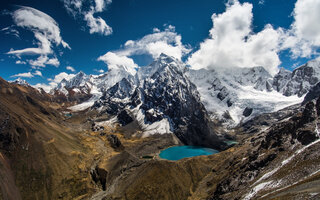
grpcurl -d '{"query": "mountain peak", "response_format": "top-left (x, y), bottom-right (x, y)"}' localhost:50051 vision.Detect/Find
top-left (158, 53), bottom-right (178, 63)
top-left (75, 71), bottom-right (86, 77)
top-left (10, 78), bottom-right (30, 86)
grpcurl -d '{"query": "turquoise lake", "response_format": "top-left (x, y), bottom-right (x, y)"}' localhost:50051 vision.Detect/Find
top-left (159, 146), bottom-right (219, 161)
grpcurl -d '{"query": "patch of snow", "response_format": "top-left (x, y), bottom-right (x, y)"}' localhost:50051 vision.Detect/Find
top-left (256, 139), bottom-right (320, 183)
top-left (68, 85), bottom-right (102, 111)
top-left (142, 118), bottom-right (172, 137)
top-left (260, 167), bottom-right (320, 199)
top-left (243, 181), bottom-right (273, 200)
top-left (73, 88), bottom-right (80, 93)
top-left (96, 117), bottom-right (118, 127)
top-left (130, 104), bottom-right (172, 136)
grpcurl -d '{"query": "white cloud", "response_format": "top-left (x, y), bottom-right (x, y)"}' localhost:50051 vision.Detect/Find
top-left (281, 0), bottom-right (320, 58)
top-left (187, 0), bottom-right (282, 75)
top-left (66, 66), bottom-right (75, 72)
top-left (15, 60), bottom-right (26, 64)
top-left (33, 70), bottom-right (43, 77)
top-left (113, 26), bottom-right (190, 60)
top-left (94, 69), bottom-right (104, 73)
top-left (11, 72), bottom-right (34, 78)
top-left (98, 26), bottom-right (190, 75)
top-left (1, 25), bottom-right (20, 38)
top-left (28, 55), bottom-right (60, 68)
top-left (95, 0), bottom-right (111, 12)
top-left (98, 52), bottom-right (137, 75)
top-left (46, 57), bottom-right (60, 67)
top-left (33, 83), bottom-right (52, 92)
top-left (6, 6), bottom-right (70, 68)
top-left (51, 72), bottom-right (75, 83)
top-left (62, 0), bottom-right (113, 36)
top-left (84, 10), bottom-right (112, 36)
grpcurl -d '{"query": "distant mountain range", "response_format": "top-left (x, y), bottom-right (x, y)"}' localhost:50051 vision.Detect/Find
top-left (41, 54), bottom-right (319, 127)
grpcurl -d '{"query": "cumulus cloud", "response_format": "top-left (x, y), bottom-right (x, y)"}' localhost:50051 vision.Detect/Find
top-left (117, 26), bottom-right (190, 60)
top-left (62, 0), bottom-right (113, 36)
top-left (15, 60), bottom-right (26, 65)
top-left (6, 6), bottom-right (70, 68)
top-left (98, 52), bottom-right (137, 75)
top-left (281, 0), bottom-right (320, 58)
top-left (187, 0), bottom-right (282, 75)
top-left (34, 72), bottom-right (75, 92)
top-left (28, 55), bottom-right (60, 68)
top-left (33, 70), bottom-right (43, 77)
top-left (84, 11), bottom-right (112, 35)
top-left (98, 26), bottom-right (190, 74)
top-left (11, 72), bottom-right (34, 78)
top-left (66, 66), bottom-right (75, 72)
top-left (50, 72), bottom-right (75, 83)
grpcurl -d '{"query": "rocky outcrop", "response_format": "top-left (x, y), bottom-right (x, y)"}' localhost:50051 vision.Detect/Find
top-left (106, 134), bottom-right (124, 150)
top-left (117, 110), bottom-right (133, 126)
top-left (302, 82), bottom-right (320, 104)
top-left (243, 107), bottom-right (253, 117)
top-left (90, 166), bottom-right (108, 190)
top-left (273, 58), bottom-right (320, 97)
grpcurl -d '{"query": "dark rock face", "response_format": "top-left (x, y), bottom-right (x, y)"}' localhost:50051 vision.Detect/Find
top-left (117, 110), bottom-right (133, 126)
top-left (243, 107), bottom-right (253, 117)
top-left (217, 87), bottom-right (228, 101)
top-left (302, 82), bottom-right (320, 104)
top-left (107, 134), bottom-right (123, 150)
top-left (0, 113), bottom-right (20, 152)
top-left (91, 123), bottom-right (104, 132)
top-left (93, 77), bottom-right (135, 115)
top-left (90, 166), bottom-right (108, 190)
top-left (261, 100), bottom-right (318, 149)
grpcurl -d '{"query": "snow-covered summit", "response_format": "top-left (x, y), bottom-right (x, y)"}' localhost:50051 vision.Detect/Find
top-left (187, 66), bottom-right (302, 126)
top-left (136, 53), bottom-right (184, 82)
top-left (10, 78), bottom-right (30, 87)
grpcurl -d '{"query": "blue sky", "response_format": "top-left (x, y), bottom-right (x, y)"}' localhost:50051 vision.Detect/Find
top-left (0, 0), bottom-right (319, 89)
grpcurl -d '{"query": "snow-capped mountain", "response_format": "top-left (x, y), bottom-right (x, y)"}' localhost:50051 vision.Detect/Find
top-left (10, 78), bottom-right (30, 87)
top-left (93, 54), bottom-right (226, 149)
top-left (187, 67), bottom-right (302, 126)
top-left (50, 54), bottom-right (320, 129)
top-left (51, 65), bottom-right (135, 109)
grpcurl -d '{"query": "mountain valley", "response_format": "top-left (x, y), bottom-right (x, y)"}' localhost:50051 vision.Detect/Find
top-left (1, 55), bottom-right (320, 200)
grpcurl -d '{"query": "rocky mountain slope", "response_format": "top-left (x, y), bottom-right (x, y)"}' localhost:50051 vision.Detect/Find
top-left (273, 58), bottom-right (320, 97)
top-left (0, 78), bottom-right (94, 199)
top-left (93, 54), bottom-right (227, 150)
